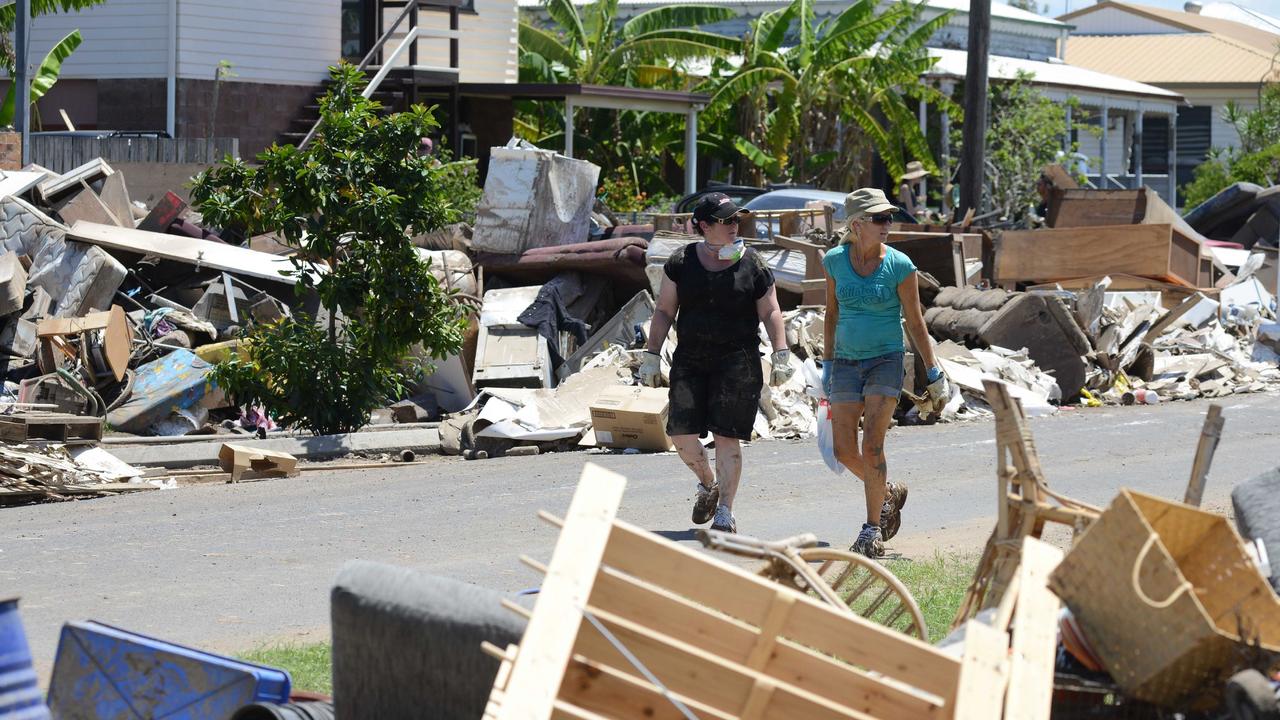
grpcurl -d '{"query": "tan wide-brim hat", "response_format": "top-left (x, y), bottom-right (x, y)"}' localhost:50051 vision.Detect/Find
top-left (844, 187), bottom-right (897, 219)
top-left (900, 160), bottom-right (929, 181)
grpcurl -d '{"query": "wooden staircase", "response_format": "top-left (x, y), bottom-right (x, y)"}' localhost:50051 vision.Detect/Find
top-left (278, 0), bottom-right (463, 149)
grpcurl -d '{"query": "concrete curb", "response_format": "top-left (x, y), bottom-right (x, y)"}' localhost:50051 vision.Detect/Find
top-left (108, 427), bottom-right (442, 468)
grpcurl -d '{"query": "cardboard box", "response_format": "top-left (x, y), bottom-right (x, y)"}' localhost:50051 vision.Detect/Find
top-left (589, 386), bottom-right (672, 451)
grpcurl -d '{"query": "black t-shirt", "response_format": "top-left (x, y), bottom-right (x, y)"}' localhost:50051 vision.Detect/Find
top-left (663, 243), bottom-right (775, 359)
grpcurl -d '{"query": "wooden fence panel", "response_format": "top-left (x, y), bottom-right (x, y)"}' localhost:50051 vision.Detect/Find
top-left (30, 137), bottom-right (238, 173)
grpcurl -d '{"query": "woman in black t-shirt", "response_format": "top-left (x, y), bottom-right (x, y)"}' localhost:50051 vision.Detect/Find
top-left (638, 193), bottom-right (794, 534)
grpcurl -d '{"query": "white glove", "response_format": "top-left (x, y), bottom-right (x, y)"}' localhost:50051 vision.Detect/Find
top-left (769, 349), bottom-right (795, 387)
top-left (639, 351), bottom-right (662, 388)
top-left (926, 367), bottom-right (950, 409)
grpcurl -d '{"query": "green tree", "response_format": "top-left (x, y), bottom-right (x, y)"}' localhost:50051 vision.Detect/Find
top-left (190, 64), bottom-right (469, 435)
top-left (699, 0), bottom-right (957, 189)
top-left (1183, 82), bottom-right (1280, 207)
top-left (517, 0), bottom-right (738, 196)
top-left (978, 72), bottom-right (1088, 223)
top-left (0, 0), bottom-right (105, 74)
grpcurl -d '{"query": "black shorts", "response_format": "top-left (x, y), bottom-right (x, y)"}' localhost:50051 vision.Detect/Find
top-left (666, 347), bottom-right (762, 441)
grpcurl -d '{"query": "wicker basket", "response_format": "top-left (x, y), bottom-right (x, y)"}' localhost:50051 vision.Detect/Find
top-left (1049, 489), bottom-right (1280, 710)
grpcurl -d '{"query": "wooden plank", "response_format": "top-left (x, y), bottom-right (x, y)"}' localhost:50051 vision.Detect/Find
top-left (589, 566), bottom-right (946, 718)
top-left (575, 606), bottom-right (872, 719)
top-left (603, 520), bottom-right (961, 701)
top-left (952, 620), bottom-right (1010, 720)
top-left (1048, 188), bottom-right (1145, 228)
top-left (996, 224), bottom-right (1193, 285)
top-left (559, 657), bottom-right (733, 720)
top-left (68, 221), bottom-right (309, 285)
top-left (1003, 537), bottom-right (1064, 720)
top-left (57, 180), bottom-right (123, 227)
top-left (1184, 404), bottom-right (1224, 507)
top-left (495, 464), bottom-right (627, 720)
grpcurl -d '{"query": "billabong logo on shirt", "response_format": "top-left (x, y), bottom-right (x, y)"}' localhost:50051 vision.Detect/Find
top-left (837, 285), bottom-right (893, 305)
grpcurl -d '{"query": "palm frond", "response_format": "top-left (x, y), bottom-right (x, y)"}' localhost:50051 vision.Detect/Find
top-left (622, 5), bottom-right (736, 39)
top-left (540, 0), bottom-right (587, 50)
top-left (519, 22), bottom-right (578, 68)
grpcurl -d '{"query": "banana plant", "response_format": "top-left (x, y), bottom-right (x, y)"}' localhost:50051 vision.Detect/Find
top-left (699, 0), bottom-right (960, 188)
top-left (1, 29), bottom-right (82, 128)
top-left (0, 0), bottom-right (105, 74)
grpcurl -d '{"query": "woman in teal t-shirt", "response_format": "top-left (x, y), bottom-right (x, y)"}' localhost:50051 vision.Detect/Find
top-left (820, 188), bottom-right (950, 558)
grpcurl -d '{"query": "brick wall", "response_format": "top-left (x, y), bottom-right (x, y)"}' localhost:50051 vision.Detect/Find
top-left (177, 78), bottom-right (318, 157)
top-left (0, 132), bottom-right (21, 170)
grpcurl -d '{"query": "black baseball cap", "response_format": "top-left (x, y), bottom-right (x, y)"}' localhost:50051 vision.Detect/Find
top-left (692, 192), bottom-right (751, 223)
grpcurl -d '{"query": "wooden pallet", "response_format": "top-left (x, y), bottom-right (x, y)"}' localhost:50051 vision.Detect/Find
top-left (484, 463), bottom-right (1064, 720)
top-left (0, 412), bottom-right (104, 445)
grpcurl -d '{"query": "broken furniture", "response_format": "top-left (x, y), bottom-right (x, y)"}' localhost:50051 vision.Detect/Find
top-left (475, 236), bottom-right (651, 294)
top-left (997, 223), bottom-right (1204, 288)
top-left (331, 560), bottom-right (527, 720)
top-left (485, 463), bottom-right (1064, 719)
top-left (36, 304), bottom-right (132, 385)
top-left (1050, 489), bottom-right (1280, 711)
top-left (954, 380), bottom-right (1101, 628)
top-left (473, 286), bottom-right (553, 389)
top-left (696, 528), bottom-right (928, 641)
top-left (888, 232), bottom-right (972, 288)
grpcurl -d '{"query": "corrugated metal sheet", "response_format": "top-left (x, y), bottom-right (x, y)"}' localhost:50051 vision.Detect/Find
top-left (925, 47), bottom-right (1182, 100)
top-left (1064, 33), bottom-right (1276, 85)
top-left (1060, 0), bottom-right (1280, 53)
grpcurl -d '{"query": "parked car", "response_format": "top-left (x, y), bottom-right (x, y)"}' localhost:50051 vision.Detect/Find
top-left (742, 188), bottom-right (918, 237)
top-left (672, 182), bottom-right (817, 215)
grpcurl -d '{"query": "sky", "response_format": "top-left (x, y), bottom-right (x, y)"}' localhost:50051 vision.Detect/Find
top-left (1042, 0), bottom-right (1278, 17)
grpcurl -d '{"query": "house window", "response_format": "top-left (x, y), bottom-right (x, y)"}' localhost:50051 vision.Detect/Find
top-left (342, 0), bottom-right (368, 61)
top-left (1176, 106), bottom-right (1212, 203)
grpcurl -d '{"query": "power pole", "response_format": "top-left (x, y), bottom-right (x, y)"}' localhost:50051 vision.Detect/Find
top-left (959, 0), bottom-right (991, 220)
top-left (15, 0), bottom-right (30, 164)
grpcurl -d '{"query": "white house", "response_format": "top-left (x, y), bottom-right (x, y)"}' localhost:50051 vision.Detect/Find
top-left (20, 0), bottom-right (519, 155)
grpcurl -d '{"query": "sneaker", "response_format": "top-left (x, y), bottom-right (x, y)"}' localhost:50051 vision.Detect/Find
top-left (851, 523), bottom-right (885, 558)
top-left (880, 481), bottom-right (909, 541)
top-left (710, 504), bottom-right (737, 533)
top-left (692, 482), bottom-right (720, 525)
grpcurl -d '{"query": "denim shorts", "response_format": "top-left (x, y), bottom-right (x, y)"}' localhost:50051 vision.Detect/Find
top-left (829, 352), bottom-right (905, 404)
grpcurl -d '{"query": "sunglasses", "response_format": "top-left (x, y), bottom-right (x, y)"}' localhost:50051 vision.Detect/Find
top-left (705, 215), bottom-right (741, 226)
top-left (864, 214), bottom-right (894, 225)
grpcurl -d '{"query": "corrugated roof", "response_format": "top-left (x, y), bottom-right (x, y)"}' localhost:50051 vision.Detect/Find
top-left (1059, 1), bottom-right (1280, 52)
top-left (518, 0), bottom-right (1067, 26)
top-left (925, 47), bottom-right (1182, 100)
top-left (1064, 32), bottom-right (1276, 85)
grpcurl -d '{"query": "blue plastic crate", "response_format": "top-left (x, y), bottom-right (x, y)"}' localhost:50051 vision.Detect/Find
top-left (47, 621), bottom-right (291, 719)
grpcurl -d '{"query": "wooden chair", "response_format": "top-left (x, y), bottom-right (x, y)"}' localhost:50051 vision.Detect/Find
top-left (952, 380), bottom-right (1101, 629)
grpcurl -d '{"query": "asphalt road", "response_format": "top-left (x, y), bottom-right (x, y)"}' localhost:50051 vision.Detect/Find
top-left (5, 391), bottom-right (1279, 673)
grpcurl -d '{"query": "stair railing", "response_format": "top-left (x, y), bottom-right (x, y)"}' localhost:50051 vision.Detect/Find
top-left (300, 0), bottom-right (461, 149)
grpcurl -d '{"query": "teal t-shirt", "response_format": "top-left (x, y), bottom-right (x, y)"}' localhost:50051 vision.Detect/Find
top-left (821, 244), bottom-right (916, 360)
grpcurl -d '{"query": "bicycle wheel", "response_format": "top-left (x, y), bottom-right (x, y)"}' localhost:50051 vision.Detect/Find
top-left (794, 547), bottom-right (929, 642)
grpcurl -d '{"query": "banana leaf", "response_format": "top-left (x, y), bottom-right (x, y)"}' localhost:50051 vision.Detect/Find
top-left (1, 29), bottom-right (82, 127)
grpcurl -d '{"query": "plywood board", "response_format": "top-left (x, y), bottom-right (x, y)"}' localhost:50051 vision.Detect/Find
top-left (97, 172), bottom-right (135, 229)
top-left (58, 181), bottom-right (123, 228)
top-left (888, 233), bottom-right (965, 287)
top-left (997, 224), bottom-right (1196, 286)
top-left (68, 221), bottom-right (311, 285)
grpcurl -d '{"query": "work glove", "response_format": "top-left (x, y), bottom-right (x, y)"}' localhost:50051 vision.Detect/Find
top-left (769, 349), bottom-right (795, 387)
top-left (926, 366), bottom-right (950, 409)
top-left (639, 351), bottom-right (662, 388)
top-left (821, 359), bottom-right (833, 399)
